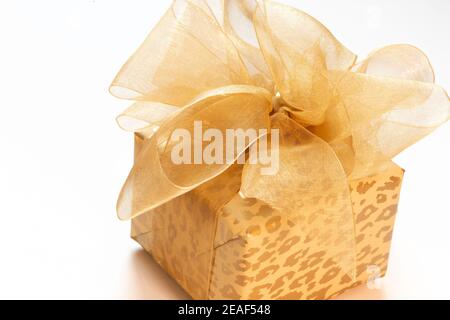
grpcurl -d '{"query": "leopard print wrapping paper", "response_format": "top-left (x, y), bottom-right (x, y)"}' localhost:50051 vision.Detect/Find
top-left (131, 134), bottom-right (404, 300)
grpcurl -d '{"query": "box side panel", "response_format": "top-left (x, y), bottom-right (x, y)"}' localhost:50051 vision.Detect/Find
top-left (131, 135), bottom-right (244, 299)
top-left (330, 164), bottom-right (405, 296)
top-left (132, 196), bottom-right (215, 299)
top-left (209, 165), bottom-right (404, 300)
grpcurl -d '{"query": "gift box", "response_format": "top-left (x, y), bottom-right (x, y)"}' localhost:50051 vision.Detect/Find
top-left (131, 134), bottom-right (404, 299)
top-left (111, 0), bottom-right (449, 300)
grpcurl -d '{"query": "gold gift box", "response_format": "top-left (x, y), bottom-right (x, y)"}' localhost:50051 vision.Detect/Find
top-left (131, 134), bottom-right (404, 300)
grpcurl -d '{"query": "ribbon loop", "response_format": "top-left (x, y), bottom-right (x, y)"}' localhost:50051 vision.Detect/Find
top-left (117, 85), bottom-right (271, 220)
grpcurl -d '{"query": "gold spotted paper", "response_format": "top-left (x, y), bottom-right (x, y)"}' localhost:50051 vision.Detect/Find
top-left (131, 135), bottom-right (404, 299)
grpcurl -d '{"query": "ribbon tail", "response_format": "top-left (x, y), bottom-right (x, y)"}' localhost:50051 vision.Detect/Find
top-left (240, 112), bottom-right (357, 278)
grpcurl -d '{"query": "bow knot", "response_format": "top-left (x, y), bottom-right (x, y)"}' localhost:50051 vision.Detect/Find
top-left (271, 91), bottom-right (286, 114)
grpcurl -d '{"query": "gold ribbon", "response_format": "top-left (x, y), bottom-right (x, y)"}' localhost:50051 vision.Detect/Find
top-left (110, 0), bottom-right (450, 277)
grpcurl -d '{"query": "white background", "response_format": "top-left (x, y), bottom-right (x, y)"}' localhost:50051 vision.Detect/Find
top-left (0, 0), bottom-right (449, 299)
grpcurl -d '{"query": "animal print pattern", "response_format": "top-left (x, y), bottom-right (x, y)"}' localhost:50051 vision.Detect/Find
top-left (131, 135), bottom-right (404, 299)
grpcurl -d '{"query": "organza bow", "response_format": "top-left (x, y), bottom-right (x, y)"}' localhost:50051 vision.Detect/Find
top-left (110, 0), bottom-right (450, 277)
